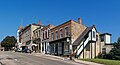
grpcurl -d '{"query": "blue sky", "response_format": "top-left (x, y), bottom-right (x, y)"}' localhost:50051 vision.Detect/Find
top-left (0, 0), bottom-right (120, 42)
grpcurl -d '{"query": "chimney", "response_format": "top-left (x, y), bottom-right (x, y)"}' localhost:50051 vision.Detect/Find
top-left (93, 25), bottom-right (96, 28)
top-left (78, 18), bottom-right (82, 24)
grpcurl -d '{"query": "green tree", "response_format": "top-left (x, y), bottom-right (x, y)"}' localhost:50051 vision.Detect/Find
top-left (107, 37), bottom-right (120, 60)
top-left (1, 36), bottom-right (17, 47)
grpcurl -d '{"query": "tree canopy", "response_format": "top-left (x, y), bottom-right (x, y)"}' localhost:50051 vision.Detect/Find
top-left (1, 36), bottom-right (17, 47)
top-left (109, 37), bottom-right (120, 60)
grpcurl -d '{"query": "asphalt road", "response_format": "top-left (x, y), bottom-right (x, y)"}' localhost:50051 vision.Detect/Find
top-left (0, 51), bottom-right (85, 65)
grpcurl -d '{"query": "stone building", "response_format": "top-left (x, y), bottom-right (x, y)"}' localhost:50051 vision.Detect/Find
top-left (19, 23), bottom-right (40, 51)
top-left (41, 24), bottom-right (55, 54)
top-left (49, 18), bottom-right (112, 59)
top-left (17, 18), bottom-right (112, 59)
top-left (33, 22), bottom-right (43, 53)
top-left (100, 33), bottom-right (113, 54)
top-left (49, 18), bottom-right (87, 56)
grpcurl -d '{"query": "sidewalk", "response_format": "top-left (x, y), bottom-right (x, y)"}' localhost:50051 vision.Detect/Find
top-left (74, 59), bottom-right (104, 65)
top-left (30, 53), bottom-right (104, 65)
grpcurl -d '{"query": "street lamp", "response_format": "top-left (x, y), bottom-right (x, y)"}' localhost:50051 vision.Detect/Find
top-left (67, 38), bottom-right (72, 60)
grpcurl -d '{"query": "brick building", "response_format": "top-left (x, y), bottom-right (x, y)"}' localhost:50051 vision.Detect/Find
top-left (17, 18), bottom-right (112, 59)
top-left (49, 18), bottom-right (111, 59)
top-left (41, 24), bottom-right (55, 54)
top-left (49, 18), bottom-right (87, 56)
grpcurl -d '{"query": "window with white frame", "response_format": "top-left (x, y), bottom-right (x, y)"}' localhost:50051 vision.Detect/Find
top-left (65, 27), bottom-right (68, 37)
top-left (60, 29), bottom-right (63, 38)
top-left (93, 31), bottom-right (96, 38)
top-left (56, 31), bottom-right (58, 39)
top-left (47, 29), bottom-right (50, 39)
top-left (51, 33), bottom-right (54, 41)
top-left (101, 36), bottom-right (104, 42)
top-left (47, 30), bottom-right (49, 38)
top-left (45, 31), bottom-right (47, 39)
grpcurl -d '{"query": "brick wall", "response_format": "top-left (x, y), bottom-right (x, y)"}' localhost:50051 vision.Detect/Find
top-left (42, 24), bottom-right (55, 40)
top-left (50, 21), bottom-right (71, 41)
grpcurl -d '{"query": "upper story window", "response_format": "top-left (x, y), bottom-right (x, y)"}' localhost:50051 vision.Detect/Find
top-left (45, 31), bottom-right (47, 39)
top-left (96, 35), bottom-right (98, 41)
top-left (60, 29), bottom-right (63, 38)
top-left (56, 31), bottom-right (58, 39)
top-left (47, 29), bottom-right (50, 39)
top-left (101, 36), bottom-right (104, 42)
top-left (51, 33), bottom-right (54, 41)
top-left (48, 30), bottom-right (50, 39)
top-left (65, 27), bottom-right (68, 37)
top-left (93, 31), bottom-right (96, 38)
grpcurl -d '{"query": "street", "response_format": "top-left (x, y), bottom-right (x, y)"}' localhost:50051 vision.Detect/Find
top-left (0, 51), bottom-right (85, 65)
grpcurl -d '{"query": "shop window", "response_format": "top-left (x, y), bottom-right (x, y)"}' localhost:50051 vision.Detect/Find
top-left (64, 43), bottom-right (69, 51)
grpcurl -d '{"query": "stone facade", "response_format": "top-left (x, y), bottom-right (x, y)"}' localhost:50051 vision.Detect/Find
top-left (33, 25), bottom-right (43, 53)
top-left (102, 44), bottom-right (113, 54)
top-left (20, 24), bottom-right (40, 51)
top-left (49, 20), bottom-right (72, 55)
top-left (49, 18), bottom-right (96, 57)
top-left (17, 18), bottom-right (112, 59)
top-left (100, 33), bottom-right (113, 54)
top-left (49, 18), bottom-right (105, 59)
top-left (71, 19), bottom-right (87, 44)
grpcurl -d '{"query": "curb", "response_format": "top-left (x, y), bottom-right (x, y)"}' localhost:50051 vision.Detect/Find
top-left (30, 53), bottom-right (104, 65)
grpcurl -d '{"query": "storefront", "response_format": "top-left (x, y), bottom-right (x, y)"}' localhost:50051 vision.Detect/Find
top-left (49, 37), bottom-right (70, 56)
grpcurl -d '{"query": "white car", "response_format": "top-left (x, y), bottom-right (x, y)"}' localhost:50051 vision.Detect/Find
top-left (15, 48), bottom-right (22, 52)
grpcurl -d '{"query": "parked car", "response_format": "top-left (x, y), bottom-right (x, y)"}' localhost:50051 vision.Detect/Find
top-left (15, 48), bottom-right (22, 52)
top-left (22, 48), bottom-right (31, 53)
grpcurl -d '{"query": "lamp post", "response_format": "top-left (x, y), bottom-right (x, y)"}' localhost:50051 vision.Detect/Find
top-left (67, 37), bottom-right (72, 60)
top-left (69, 43), bottom-right (72, 60)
